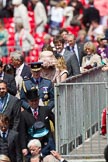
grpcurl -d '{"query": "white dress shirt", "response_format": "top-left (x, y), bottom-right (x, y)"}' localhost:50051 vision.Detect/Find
top-left (16, 63), bottom-right (24, 76)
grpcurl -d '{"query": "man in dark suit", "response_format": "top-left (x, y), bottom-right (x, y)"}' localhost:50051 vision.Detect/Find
top-left (53, 35), bottom-right (80, 77)
top-left (19, 88), bottom-right (53, 159)
top-left (66, 33), bottom-right (85, 66)
top-left (0, 60), bottom-right (17, 96)
top-left (0, 114), bottom-right (22, 162)
top-left (20, 62), bottom-right (54, 110)
top-left (10, 51), bottom-right (32, 79)
top-left (0, 80), bottom-right (21, 131)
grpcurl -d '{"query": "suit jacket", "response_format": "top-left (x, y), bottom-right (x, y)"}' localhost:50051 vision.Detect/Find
top-left (20, 77), bottom-right (54, 110)
top-left (19, 106), bottom-right (51, 149)
top-left (62, 49), bottom-right (80, 77)
top-left (0, 129), bottom-right (22, 162)
top-left (2, 93), bottom-right (21, 131)
top-left (3, 72), bottom-right (17, 96)
top-left (66, 43), bottom-right (85, 66)
top-left (20, 64), bottom-right (32, 79)
top-left (41, 135), bottom-right (55, 157)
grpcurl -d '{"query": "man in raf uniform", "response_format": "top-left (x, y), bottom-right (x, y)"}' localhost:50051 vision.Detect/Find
top-left (20, 62), bottom-right (54, 111)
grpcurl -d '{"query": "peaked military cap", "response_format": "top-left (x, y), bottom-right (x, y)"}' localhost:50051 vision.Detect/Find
top-left (30, 62), bottom-right (43, 72)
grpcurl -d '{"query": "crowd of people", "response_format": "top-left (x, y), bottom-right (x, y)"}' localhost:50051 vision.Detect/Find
top-left (0, 0), bottom-right (108, 162)
top-left (0, 0), bottom-right (108, 59)
top-left (0, 52), bottom-right (69, 161)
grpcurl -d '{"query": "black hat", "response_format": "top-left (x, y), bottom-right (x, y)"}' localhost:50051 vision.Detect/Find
top-left (25, 88), bottom-right (39, 100)
top-left (30, 62), bottom-right (43, 72)
top-left (28, 121), bottom-right (49, 138)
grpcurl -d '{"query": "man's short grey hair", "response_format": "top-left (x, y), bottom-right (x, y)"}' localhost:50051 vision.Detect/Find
top-left (67, 34), bottom-right (75, 40)
top-left (10, 50), bottom-right (24, 63)
top-left (28, 139), bottom-right (41, 148)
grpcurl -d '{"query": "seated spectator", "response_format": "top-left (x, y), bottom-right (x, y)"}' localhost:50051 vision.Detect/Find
top-left (42, 34), bottom-right (52, 50)
top-left (63, 2), bottom-right (74, 28)
top-left (42, 44), bottom-right (54, 52)
top-left (0, 154), bottom-right (11, 162)
top-left (59, 28), bottom-right (69, 48)
top-left (94, 0), bottom-right (108, 27)
top-left (69, 0), bottom-right (84, 27)
top-left (0, 19), bottom-right (8, 58)
top-left (82, 0), bottom-right (100, 31)
top-left (0, 0), bottom-right (13, 18)
top-left (49, 1), bottom-right (64, 36)
top-left (87, 19), bottom-right (106, 41)
top-left (12, 0), bottom-right (30, 32)
top-left (52, 56), bottom-right (68, 83)
top-left (0, 114), bottom-right (22, 162)
top-left (76, 29), bottom-right (87, 44)
top-left (80, 41), bottom-right (102, 73)
top-left (15, 22), bottom-right (35, 57)
top-left (31, 0), bottom-right (47, 34)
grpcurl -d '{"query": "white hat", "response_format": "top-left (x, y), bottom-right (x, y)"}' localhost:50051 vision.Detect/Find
top-left (39, 50), bottom-right (57, 67)
top-left (12, 0), bottom-right (22, 5)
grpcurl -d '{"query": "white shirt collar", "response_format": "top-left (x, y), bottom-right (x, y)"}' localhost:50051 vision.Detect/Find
top-left (60, 48), bottom-right (65, 56)
top-left (31, 107), bottom-right (38, 115)
top-left (0, 72), bottom-right (4, 79)
top-left (0, 130), bottom-right (8, 138)
top-left (16, 63), bottom-right (24, 76)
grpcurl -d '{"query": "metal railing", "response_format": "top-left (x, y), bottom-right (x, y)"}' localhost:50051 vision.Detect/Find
top-left (54, 67), bottom-right (108, 157)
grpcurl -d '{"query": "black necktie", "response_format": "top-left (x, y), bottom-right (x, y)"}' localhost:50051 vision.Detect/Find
top-left (72, 46), bottom-right (75, 53)
top-left (36, 79), bottom-right (39, 84)
top-left (2, 132), bottom-right (6, 139)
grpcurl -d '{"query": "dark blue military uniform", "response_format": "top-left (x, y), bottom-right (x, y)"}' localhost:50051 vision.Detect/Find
top-left (20, 76), bottom-right (54, 110)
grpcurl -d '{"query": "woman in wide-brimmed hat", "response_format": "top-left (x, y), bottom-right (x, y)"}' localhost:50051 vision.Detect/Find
top-left (39, 50), bottom-right (57, 81)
